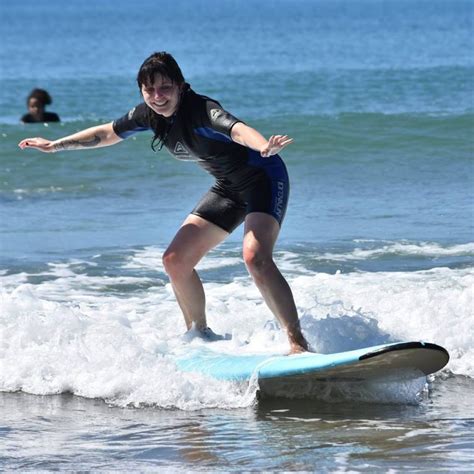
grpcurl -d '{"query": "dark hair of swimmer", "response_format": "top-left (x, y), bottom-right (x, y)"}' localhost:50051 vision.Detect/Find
top-left (27, 88), bottom-right (53, 107)
top-left (137, 52), bottom-right (186, 151)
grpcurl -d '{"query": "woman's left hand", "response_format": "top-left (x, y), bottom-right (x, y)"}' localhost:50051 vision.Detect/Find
top-left (260, 135), bottom-right (294, 157)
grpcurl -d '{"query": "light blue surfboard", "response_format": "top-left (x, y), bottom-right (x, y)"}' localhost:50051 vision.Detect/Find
top-left (177, 341), bottom-right (449, 397)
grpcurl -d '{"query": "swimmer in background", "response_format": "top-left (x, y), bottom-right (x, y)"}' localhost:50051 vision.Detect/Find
top-left (21, 88), bottom-right (60, 123)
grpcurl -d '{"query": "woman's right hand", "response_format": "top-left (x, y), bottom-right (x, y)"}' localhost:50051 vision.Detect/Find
top-left (18, 137), bottom-right (56, 153)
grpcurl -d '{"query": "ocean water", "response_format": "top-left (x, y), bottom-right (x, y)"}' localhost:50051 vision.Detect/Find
top-left (1, 0), bottom-right (473, 471)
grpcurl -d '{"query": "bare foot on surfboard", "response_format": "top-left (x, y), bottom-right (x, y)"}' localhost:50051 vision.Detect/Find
top-left (287, 324), bottom-right (311, 354)
top-left (289, 341), bottom-right (312, 355)
top-left (182, 326), bottom-right (229, 342)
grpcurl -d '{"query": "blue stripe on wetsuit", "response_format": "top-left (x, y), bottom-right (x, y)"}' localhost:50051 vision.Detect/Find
top-left (193, 126), bottom-right (289, 224)
top-left (248, 149), bottom-right (289, 224)
top-left (116, 127), bottom-right (150, 139)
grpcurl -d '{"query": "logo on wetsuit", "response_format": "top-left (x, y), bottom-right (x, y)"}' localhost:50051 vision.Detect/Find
top-left (274, 181), bottom-right (285, 220)
top-left (173, 141), bottom-right (192, 159)
top-left (210, 108), bottom-right (223, 121)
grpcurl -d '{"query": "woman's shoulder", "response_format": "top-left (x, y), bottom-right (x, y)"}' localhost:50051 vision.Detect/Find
top-left (182, 88), bottom-right (226, 123)
top-left (21, 112), bottom-right (61, 123)
top-left (44, 112), bottom-right (60, 122)
top-left (21, 113), bottom-right (36, 123)
top-left (183, 86), bottom-right (218, 106)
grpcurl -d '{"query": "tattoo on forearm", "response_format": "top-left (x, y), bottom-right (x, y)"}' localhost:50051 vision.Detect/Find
top-left (53, 134), bottom-right (101, 151)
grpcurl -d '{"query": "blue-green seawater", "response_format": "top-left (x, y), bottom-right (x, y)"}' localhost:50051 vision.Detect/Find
top-left (0, 0), bottom-right (473, 472)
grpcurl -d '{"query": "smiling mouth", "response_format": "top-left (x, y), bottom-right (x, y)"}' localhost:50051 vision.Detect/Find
top-left (154, 101), bottom-right (168, 107)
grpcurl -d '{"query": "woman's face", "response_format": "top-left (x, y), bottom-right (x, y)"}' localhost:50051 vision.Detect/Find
top-left (28, 98), bottom-right (44, 117)
top-left (141, 74), bottom-right (182, 117)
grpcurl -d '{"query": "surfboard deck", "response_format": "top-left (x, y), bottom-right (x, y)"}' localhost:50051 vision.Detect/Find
top-left (177, 341), bottom-right (449, 397)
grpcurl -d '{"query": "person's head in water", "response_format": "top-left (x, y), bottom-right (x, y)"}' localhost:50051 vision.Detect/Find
top-left (137, 52), bottom-right (185, 118)
top-left (26, 89), bottom-right (54, 120)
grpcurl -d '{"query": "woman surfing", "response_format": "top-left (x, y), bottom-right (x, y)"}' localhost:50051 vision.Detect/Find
top-left (18, 51), bottom-right (309, 354)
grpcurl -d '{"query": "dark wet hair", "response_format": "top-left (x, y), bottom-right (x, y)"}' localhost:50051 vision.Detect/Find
top-left (137, 52), bottom-right (186, 151)
top-left (27, 88), bottom-right (53, 107)
top-left (137, 51), bottom-right (185, 89)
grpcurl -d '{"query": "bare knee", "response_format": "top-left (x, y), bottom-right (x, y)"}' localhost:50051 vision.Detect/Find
top-left (243, 247), bottom-right (273, 281)
top-left (162, 249), bottom-right (193, 280)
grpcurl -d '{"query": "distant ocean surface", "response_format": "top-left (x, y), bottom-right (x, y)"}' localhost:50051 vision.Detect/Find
top-left (1, 0), bottom-right (473, 471)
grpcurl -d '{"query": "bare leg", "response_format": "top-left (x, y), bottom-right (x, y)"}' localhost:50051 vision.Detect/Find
top-left (162, 215), bottom-right (229, 331)
top-left (243, 212), bottom-right (309, 354)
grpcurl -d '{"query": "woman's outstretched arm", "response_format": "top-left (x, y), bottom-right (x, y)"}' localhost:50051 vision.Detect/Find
top-left (230, 122), bottom-right (293, 157)
top-left (18, 122), bottom-right (121, 153)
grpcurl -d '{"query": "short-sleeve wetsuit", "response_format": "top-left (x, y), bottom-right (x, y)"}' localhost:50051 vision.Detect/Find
top-left (113, 84), bottom-right (289, 233)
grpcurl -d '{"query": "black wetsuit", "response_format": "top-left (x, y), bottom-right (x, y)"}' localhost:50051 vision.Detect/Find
top-left (113, 85), bottom-right (289, 233)
top-left (21, 112), bottom-right (60, 123)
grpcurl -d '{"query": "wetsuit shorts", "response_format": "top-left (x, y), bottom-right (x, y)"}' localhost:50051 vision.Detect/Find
top-left (191, 152), bottom-right (290, 233)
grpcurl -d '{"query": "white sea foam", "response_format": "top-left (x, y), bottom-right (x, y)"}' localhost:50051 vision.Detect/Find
top-left (125, 246), bottom-right (242, 272)
top-left (0, 258), bottom-right (472, 409)
top-left (292, 268), bottom-right (473, 376)
top-left (319, 241), bottom-right (474, 261)
top-left (0, 284), bottom-right (255, 410)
